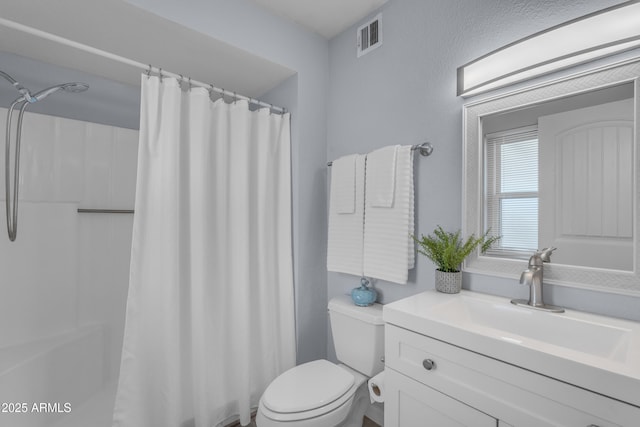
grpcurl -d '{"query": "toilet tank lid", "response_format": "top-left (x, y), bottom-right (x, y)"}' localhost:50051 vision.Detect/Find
top-left (328, 295), bottom-right (384, 325)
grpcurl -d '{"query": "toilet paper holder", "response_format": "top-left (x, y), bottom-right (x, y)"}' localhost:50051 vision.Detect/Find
top-left (368, 371), bottom-right (386, 404)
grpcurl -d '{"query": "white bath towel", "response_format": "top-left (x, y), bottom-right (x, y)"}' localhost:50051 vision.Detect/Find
top-left (327, 154), bottom-right (366, 275)
top-left (363, 145), bottom-right (415, 284)
top-left (367, 145), bottom-right (398, 207)
top-left (330, 154), bottom-right (357, 214)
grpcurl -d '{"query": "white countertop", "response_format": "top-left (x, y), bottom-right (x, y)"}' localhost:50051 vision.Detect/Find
top-left (383, 290), bottom-right (640, 407)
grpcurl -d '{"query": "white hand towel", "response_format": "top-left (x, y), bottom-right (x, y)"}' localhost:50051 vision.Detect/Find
top-left (363, 145), bottom-right (415, 284)
top-left (331, 154), bottom-right (357, 214)
top-left (327, 154), bottom-right (366, 275)
top-left (367, 145), bottom-right (398, 207)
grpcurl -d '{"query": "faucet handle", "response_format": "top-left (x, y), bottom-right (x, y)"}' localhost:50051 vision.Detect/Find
top-left (537, 247), bottom-right (557, 263)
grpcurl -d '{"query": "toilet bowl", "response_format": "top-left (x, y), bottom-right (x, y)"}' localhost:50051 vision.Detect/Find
top-left (256, 360), bottom-right (369, 427)
top-left (256, 296), bottom-right (385, 427)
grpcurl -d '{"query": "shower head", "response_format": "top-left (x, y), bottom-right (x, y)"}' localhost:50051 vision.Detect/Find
top-left (2, 70), bottom-right (89, 104)
top-left (32, 82), bottom-right (89, 102)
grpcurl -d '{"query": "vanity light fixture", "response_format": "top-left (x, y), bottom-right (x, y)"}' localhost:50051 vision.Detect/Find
top-left (457, 0), bottom-right (640, 97)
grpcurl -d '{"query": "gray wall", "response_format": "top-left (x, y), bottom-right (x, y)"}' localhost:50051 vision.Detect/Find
top-left (130, 0), bottom-right (640, 366)
top-left (128, 0), bottom-right (330, 364)
top-left (326, 0), bottom-right (638, 357)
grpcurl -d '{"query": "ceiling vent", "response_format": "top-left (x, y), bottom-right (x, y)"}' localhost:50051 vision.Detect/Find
top-left (357, 14), bottom-right (382, 57)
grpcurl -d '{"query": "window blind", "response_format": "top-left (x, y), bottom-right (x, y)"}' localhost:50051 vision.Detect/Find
top-left (485, 126), bottom-right (539, 257)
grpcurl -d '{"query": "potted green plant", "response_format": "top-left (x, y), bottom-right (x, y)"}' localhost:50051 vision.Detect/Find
top-left (413, 226), bottom-right (500, 293)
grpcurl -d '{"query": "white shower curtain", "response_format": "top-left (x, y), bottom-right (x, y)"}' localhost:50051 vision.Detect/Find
top-left (113, 76), bottom-right (296, 427)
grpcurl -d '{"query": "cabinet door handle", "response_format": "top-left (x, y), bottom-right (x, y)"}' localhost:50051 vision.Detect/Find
top-left (422, 358), bottom-right (436, 371)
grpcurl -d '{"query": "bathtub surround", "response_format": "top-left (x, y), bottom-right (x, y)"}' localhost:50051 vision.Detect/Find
top-left (0, 107), bottom-right (137, 426)
top-left (0, 326), bottom-right (106, 427)
top-left (113, 76), bottom-right (295, 427)
top-left (0, 107), bottom-right (137, 356)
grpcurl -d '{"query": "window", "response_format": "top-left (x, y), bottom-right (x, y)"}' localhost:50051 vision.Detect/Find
top-left (485, 126), bottom-right (538, 257)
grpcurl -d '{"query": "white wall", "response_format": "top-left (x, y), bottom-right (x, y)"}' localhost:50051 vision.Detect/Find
top-left (0, 108), bottom-right (137, 380)
top-left (325, 0), bottom-right (640, 360)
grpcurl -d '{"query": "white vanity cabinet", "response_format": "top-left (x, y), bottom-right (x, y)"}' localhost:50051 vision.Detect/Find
top-left (384, 367), bottom-right (497, 426)
top-left (384, 324), bottom-right (640, 427)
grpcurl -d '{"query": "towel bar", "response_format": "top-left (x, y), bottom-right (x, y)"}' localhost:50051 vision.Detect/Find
top-left (327, 142), bottom-right (433, 166)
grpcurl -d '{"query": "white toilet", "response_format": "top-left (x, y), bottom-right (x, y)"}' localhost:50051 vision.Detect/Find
top-left (256, 295), bottom-right (384, 427)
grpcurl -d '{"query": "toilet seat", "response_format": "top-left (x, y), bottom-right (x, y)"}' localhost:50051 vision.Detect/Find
top-left (260, 360), bottom-right (357, 422)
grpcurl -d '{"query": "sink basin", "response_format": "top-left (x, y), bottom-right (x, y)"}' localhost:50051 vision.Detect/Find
top-left (383, 290), bottom-right (640, 407)
top-left (432, 294), bottom-right (632, 362)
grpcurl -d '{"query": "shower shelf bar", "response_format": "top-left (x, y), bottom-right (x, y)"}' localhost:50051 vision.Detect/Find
top-left (77, 209), bottom-right (134, 214)
top-left (327, 142), bottom-right (434, 166)
top-left (0, 17), bottom-right (286, 114)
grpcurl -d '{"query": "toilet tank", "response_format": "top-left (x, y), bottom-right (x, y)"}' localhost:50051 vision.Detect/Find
top-left (328, 295), bottom-right (384, 377)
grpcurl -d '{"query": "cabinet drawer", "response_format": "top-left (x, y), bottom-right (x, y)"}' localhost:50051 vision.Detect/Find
top-left (385, 324), bottom-right (640, 426)
top-left (385, 367), bottom-right (497, 427)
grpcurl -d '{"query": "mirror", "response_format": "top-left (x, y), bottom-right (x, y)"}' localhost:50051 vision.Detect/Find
top-left (482, 83), bottom-right (634, 270)
top-left (463, 58), bottom-right (640, 293)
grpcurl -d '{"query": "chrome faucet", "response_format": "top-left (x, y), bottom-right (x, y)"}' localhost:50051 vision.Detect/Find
top-left (511, 247), bottom-right (564, 313)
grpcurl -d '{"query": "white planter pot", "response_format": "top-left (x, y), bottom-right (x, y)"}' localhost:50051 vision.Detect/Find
top-left (435, 269), bottom-right (462, 294)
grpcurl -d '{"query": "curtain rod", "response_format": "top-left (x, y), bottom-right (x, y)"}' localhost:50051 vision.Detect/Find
top-left (0, 17), bottom-right (287, 114)
top-left (327, 142), bottom-right (434, 166)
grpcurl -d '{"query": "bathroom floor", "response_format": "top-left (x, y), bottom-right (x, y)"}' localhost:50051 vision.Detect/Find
top-left (363, 416), bottom-right (382, 426)
top-left (230, 416), bottom-right (380, 427)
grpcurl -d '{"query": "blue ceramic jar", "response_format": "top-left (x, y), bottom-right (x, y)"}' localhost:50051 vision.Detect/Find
top-left (351, 277), bottom-right (377, 306)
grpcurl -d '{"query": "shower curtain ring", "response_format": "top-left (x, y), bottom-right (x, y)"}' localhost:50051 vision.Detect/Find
top-left (159, 68), bottom-right (163, 82)
top-left (188, 77), bottom-right (192, 91)
top-left (233, 91), bottom-right (237, 104)
top-left (145, 64), bottom-right (152, 78)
